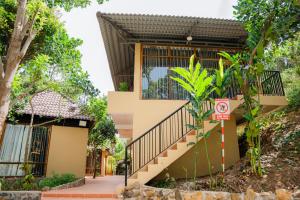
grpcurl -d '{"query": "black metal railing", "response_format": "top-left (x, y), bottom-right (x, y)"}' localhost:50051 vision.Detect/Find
top-left (124, 101), bottom-right (213, 185)
top-left (124, 70), bottom-right (285, 185)
top-left (142, 70), bottom-right (285, 100)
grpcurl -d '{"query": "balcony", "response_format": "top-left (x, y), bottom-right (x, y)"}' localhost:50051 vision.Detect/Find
top-left (142, 70), bottom-right (285, 100)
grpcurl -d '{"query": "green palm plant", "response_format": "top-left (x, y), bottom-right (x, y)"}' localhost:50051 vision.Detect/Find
top-left (219, 52), bottom-right (263, 176)
top-left (170, 54), bottom-right (215, 187)
top-left (215, 52), bottom-right (237, 98)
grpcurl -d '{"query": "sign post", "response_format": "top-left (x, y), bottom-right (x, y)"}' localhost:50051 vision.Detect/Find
top-left (214, 99), bottom-right (230, 175)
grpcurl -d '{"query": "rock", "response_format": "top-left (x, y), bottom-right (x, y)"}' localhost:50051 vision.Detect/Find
top-left (203, 191), bottom-right (230, 200)
top-left (292, 190), bottom-right (300, 199)
top-left (174, 188), bottom-right (182, 200)
top-left (231, 193), bottom-right (244, 200)
top-left (196, 192), bottom-right (203, 200)
top-left (259, 192), bottom-right (275, 200)
top-left (275, 189), bottom-right (292, 200)
top-left (41, 186), bottom-right (50, 191)
top-left (132, 189), bottom-right (141, 197)
top-left (262, 175), bottom-right (268, 179)
top-left (116, 185), bottom-right (125, 195)
top-left (143, 188), bottom-right (156, 198)
top-left (123, 189), bottom-right (134, 198)
top-left (127, 182), bottom-right (141, 190)
top-left (245, 188), bottom-right (257, 200)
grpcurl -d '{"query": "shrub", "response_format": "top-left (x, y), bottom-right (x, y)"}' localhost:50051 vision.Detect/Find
top-left (118, 82), bottom-right (129, 91)
top-left (281, 67), bottom-right (300, 108)
top-left (39, 173), bottom-right (77, 189)
top-left (287, 81), bottom-right (300, 108)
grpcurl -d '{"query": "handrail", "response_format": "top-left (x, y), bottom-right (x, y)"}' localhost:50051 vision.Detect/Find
top-left (126, 101), bottom-right (190, 147)
top-left (124, 70), bottom-right (285, 186)
top-left (124, 100), bottom-right (213, 185)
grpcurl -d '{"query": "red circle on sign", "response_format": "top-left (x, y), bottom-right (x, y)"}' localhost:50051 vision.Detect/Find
top-left (216, 102), bottom-right (228, 113)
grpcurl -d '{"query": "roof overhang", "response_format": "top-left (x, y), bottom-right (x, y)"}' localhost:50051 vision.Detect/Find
top-left (96, 12), bottom-right (248, 90)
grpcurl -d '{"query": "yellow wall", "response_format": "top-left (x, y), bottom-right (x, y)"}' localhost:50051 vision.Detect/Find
top-left (46, 125), bottom-right (88, 178)
top-left (108, 43), bottom-right (187, 140)
top-left (155, 114), bottom-right (240, 179)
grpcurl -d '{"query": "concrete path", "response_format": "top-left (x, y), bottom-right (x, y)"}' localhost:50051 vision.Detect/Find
top-left (42, 176), bottom-right (124, 199)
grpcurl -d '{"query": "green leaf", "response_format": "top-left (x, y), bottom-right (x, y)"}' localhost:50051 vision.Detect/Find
top-left (202, 109), bottom-right (214, 120)
top-left (243, 113), bottom-right (253, 121)
top-left (219, 58), bottom-right (224, 79)
top-left (192, 62), bottom-right (201, 84)
top-left (187, 142), bottom-right (195, 147)
top-left (203, 131), bottom-right (212, 138)
top-left (171, 67), bottom-right (192, 84)
top-left (189, 54), bottom-right (195, 73)
top-left (251, 107), bottom-right (260, 117)
top-left (170, 76), bottom-right (194, 93)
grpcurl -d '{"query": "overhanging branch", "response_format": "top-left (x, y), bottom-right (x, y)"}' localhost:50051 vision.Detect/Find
top-left (20, 30), bottom-right (37, 59)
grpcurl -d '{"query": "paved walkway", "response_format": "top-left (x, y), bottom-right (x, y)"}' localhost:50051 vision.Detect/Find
top-left (42, 176), bottom-right (124, 199)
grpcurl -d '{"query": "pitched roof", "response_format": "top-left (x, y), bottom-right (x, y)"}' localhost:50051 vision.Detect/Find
top-left (96, 12), bottom-right (248, 89)
top-left (21, 91), bottom-right (90, 120)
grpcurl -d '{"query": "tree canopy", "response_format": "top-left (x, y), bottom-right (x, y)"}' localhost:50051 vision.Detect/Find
top-left (234, 0), bottom-right (300, 50)
top-left (1, 0), bottom-right (100, 122)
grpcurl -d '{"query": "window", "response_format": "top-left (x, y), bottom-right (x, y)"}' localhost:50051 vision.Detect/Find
top-left (141, 45), bottom-right (234, 99)
top-left (0, 124), bottom-right (50, 176)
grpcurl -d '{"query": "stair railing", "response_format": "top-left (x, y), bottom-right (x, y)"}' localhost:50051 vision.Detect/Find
top-left (124, 101), bottom-right (213, 185)
top-left (124, 70), bottom-right (285, 186)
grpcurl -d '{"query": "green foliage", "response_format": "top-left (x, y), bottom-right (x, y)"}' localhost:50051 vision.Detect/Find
top-left (46, 0), bottom-right (108, 11)
top-left (170, 54), bottom-right (215, 187)
top-left (0, 174), bottom-right (39, 191)
top-left (214, 52), bottom-right (236, 97)
top-left (39, 173), bottom-right (77, 188)
top-left (151, 172), bottom-right (176, 189)
top-left (118, 82), bottom-right (129, 91)
top-left (2, 0), bottom-right (100, 122)
top-left (264, 33), bottom-right (300, 108)
top-left (264, 33), bottom-right (300, 71)
top-left (234, 0), bottom-right (300, 50)
top-left (86, 97), bottom-right (116, 149)
top-left (219, 52), bottom-right (263, 176)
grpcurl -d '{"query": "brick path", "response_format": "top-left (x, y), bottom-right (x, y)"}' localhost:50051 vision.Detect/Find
top-left (42, 176), bottom-right (124, 199)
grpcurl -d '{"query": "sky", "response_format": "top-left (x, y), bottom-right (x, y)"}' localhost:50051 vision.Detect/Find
top-left (61, 0), bottom-right (237, 95)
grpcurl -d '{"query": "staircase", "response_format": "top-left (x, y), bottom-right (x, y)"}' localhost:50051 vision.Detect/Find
top-left (123, 70), bottom-right (286, 186)
top-left (124, 100), bottom-right (241, 186)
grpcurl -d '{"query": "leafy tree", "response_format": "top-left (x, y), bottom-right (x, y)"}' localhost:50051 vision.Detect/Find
top-left (227, 0), bottom-right (300, 175)
top-left (85, 98), bottom-right (116, 178)
top-left (264, 32), bottom-right (300, 108)
top-left (171, 55), bottom-right (215, 188)
top-left (0, 0), bottom-right (106, 139)
top-left (234, 0), bottom-right (299, 50)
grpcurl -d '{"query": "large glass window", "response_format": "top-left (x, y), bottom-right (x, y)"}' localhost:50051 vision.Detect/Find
top-left (142, 45), bottom-right (231, 99)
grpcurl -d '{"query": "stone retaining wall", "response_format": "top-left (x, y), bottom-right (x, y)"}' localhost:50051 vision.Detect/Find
top-left (42, 178), bottom-right (85, 191)
top-left (0, 191), bottom-right (41, 200)
top-left (120, 183), bottom-right (300, 200)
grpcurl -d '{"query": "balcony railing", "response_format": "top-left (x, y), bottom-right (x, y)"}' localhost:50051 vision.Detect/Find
top-left (142, 70), bottom-right (285, 100)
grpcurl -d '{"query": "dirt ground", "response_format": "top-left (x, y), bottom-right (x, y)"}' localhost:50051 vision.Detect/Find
top-left (175, 108), bottom-right (300, 193)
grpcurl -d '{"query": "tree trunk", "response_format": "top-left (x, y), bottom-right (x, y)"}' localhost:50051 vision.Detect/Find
top-left (93, 149), bottom-right (97, 179)
top-left (0, 0), bottom-right (38, 135)
top-left (0, 76), bottom-right (15, 137)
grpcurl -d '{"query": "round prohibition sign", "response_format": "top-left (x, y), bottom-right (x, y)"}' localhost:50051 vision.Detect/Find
top-left (216, 101), bottom-right (229, 114)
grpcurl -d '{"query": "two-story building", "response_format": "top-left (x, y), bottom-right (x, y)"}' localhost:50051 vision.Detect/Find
top-left (97, 13), bottom-right (287, 186)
